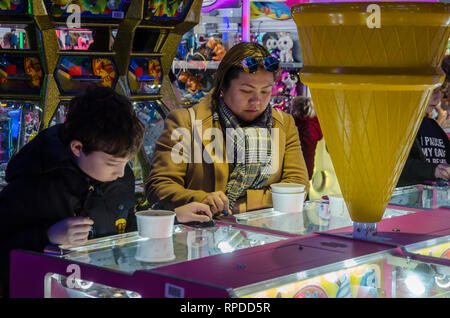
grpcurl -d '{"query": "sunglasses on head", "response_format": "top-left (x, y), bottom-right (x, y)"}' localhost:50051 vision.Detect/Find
top-left (238, 56), bottom-right (280, 73)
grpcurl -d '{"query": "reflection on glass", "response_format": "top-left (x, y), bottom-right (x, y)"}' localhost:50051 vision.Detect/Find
top-left (45, 273), bottom-right (142, 298)
top-left (49, 102), bottom-right (69, 127)
top-left (390, 185), bottom-right (450, 209)
top-left (135, 237), bottom-right (175, 263)
top-left (62, 225), bottom-right (286, 274)
top-left (0, 25), bottom-right (30, 50)
top-left (55, 28), bottom-right (94, 51)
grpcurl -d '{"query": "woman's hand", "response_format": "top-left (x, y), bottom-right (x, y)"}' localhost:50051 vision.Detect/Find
top-left (47, 217), bottom-right (94, 246)
top-left (201, 191), bottom-right (230, 215)
top-left (435, 163), bottom-right (450, 180)
top-left (175, 202), bottom-right (213, 223)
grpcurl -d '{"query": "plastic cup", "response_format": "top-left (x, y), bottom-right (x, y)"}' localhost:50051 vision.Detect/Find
top-left (135, 210), bottom-right (175, 238)
top-left (271, 183), bottom-right (306, 194)
top-left (272, 192), bottom-right (305, 213)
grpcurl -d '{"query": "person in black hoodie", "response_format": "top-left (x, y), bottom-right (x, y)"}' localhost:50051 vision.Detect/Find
top-left (0, 87), bottom-right (212, 297)
top-left (397, 86), bottom-right (450, 187)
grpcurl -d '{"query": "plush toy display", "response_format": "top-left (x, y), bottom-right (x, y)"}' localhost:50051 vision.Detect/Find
top-left (205, 37), bottom-right (226, 61)
top-left (265, 36), bottom-right (280, 60)
top-left (280, 71), bottom-right (298, 97)
top-left (277, 34), bottom-right (294, 63)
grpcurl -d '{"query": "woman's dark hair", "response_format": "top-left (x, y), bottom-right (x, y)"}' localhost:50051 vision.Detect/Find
top-left (211, 42), bottom-right (276, 110)
top-left (64, 87), bottom-right (145, 158)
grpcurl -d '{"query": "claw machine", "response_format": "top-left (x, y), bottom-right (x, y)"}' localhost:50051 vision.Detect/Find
top-left (0, 1), bottom-right (44, 188)
top-left (9, 209), bottom-right (450, 298)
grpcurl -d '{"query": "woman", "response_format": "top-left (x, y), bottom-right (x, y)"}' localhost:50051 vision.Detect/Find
top-left (290, 96), bottom-right (323, 180)
top-left (397, 86), bottom-right (450, 187)
top-left (146, 43), bottom-right (309, 215)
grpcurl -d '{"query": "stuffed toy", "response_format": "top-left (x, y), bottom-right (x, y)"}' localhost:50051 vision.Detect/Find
top-left (186, 74), bottom-right (202, 92)
top-left (281, 71), bottom-right (298, 97)
top-left (277, 35), bottom-right (294, 63)
top-left (206, 37), bottom-right (227, 61)
top-left (265, 36), bottom-right (280, 60)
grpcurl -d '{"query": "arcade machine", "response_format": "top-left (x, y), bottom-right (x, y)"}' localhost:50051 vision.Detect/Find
top-left (0, 1), bottom-right (44, 188)
top-left (112, 0), bottom-right (203, 189)
top-left (33, 0), bottom-right (127, 131)
top-left (8, 2), bottom-right (450, 298)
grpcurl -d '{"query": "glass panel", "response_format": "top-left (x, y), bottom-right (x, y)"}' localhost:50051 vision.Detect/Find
top-left (134, 101), bottom-right (165, 161)
top-left (54, 56), bottom-right (117, 95)
top-left (234, 201), bottom-right (424, 236)
top-left (132, 29), bottom-right (161, 53)
top-left (45, 273), bottom-right (141, 298)
top-left (0, 55), bottom-right (43, 94)
top-left (61, 225), bottom-right (287, 274)
top-left (0, 24), bottom-right (31, 50)
top-left (144, 0), bottom-right (192, 22)
top-left (235, 237), bottom-right (450, 298)
top-left (128, 57), bottom-right (162, 95)
top-left (390, 184), bottom-right (450, 209)
top-left (55, 28), bottom-right (95, 51)
top-left (44, 0), bottom-right (130, 19)
top-left (49, 102), bottom-right (69, 127)
top-left (0, 100), bottom-right (41, 188)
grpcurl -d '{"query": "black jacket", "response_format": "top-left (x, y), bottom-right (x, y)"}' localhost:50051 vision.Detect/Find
top-left (0, 124), bottom-right (137, 296)
top-left (397, 117), bottom-right (450, 187)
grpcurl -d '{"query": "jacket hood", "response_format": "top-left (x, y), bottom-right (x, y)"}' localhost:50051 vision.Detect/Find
top-left (5, 124), bottom-right (71, 182)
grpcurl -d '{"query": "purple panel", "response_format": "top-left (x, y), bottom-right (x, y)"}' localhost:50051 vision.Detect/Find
top-left (10, 250), bottom-right (230, 298)
top-left (326, 208), bottom-right (450, 246)
top-left (153, 233), bottom-right (393, 289)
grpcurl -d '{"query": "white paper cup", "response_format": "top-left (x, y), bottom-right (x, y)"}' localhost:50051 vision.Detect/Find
top-left (271, 183), bottom-right (306, 194)
top-left (135, 210), bottom-right (175, 238)
top-left (135, 237), bottom-right (175, 263)
top-left (272, 192), bottom-right (305, 213)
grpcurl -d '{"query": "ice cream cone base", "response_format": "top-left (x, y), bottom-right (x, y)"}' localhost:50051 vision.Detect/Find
top-left (292, 2), bottom-right (449, 224)
top-left (307, 82), bottom-right (436, 223)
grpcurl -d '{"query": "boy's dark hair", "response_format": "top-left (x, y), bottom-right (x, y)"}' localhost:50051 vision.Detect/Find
top-left (64, 87), bottom-right (145, 158)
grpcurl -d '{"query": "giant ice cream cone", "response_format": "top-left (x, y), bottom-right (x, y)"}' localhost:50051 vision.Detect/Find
top-left (292, 2), bottom-right (449, 237)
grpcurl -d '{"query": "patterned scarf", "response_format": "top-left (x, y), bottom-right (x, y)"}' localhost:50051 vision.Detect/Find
top-left (217, 99), bottom-right (273, 209)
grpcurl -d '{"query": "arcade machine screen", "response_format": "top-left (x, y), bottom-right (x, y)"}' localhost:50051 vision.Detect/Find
top-left (0, 0), bottom-right (25, 13)
top-left (54, 55), bottom-right (117, 94)
top-left (128, 57), bottom-right (162, 95)
top-left (0, 24), bottom-right (30, 50)
top-left (55, 28), bottom-right (95, 51)
top-left (44, 0), bottom-right (131, 19)
top-left (0, 54), bottom-right (42, 187)
top-left (144, 0), bottom-right (192, 21)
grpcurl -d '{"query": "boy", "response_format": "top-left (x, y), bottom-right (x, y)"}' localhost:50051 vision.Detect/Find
top-left (0, 87), bottom-right (211, 297)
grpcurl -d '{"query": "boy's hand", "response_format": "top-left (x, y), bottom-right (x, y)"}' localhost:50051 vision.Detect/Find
top-left (174, 202), bottom-right (213, 223)
top-left (47, 217), bottom-right (94, 246)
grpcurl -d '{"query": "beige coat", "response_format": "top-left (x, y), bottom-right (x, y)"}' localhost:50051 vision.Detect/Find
top-left (145, 96), bottom-right (309, 213)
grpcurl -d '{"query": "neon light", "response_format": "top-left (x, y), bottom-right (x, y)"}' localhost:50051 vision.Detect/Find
top-left (19, 32), bottom-right (23, 50)
top-left (242, 0), bottom-right (250, 42)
